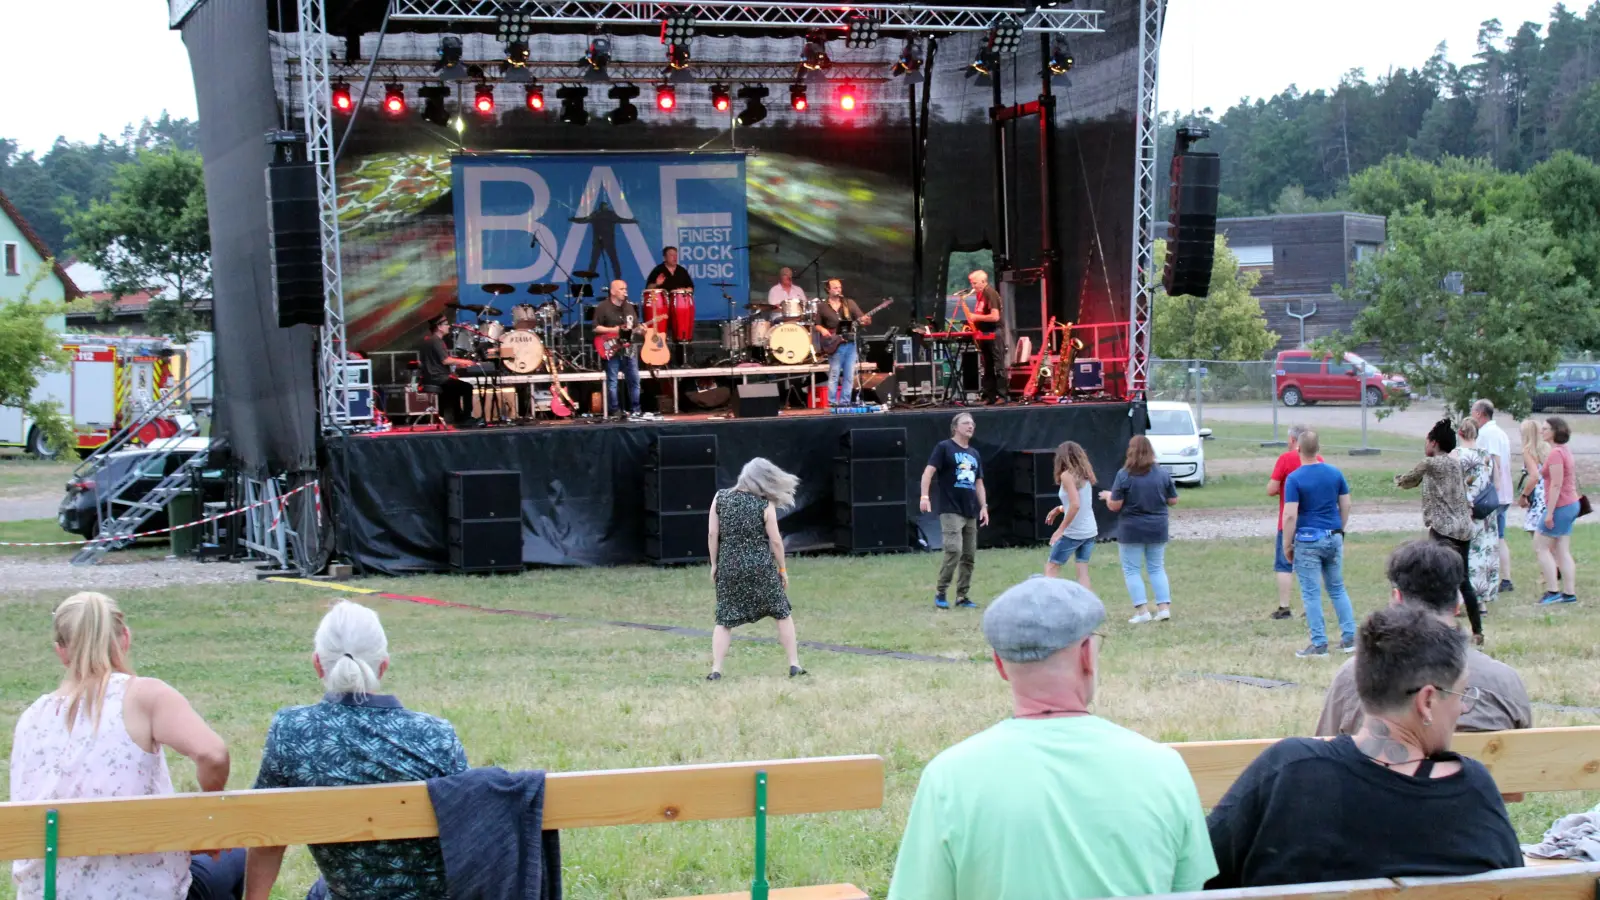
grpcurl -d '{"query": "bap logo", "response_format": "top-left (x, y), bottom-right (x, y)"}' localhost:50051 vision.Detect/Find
top-left (454, 153), bottom-right (749, 324)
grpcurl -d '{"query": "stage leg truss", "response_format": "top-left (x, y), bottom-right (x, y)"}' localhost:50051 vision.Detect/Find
top-left (1127, 0), bottom-right (1162, 400)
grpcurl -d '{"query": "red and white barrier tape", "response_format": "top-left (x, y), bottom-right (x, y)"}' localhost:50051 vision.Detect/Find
top-left (0, 481), bottom-right (321, 547)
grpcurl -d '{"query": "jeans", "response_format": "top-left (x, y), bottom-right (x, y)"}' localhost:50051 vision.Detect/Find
top-left (1048, 534), bottom-right (1095, 565)
top-left (937, 513), bottom-right (978, 599)
top-left (1118, 542), bottom-right (1170, 607)
top-left (828, 341), bottom-right (858, 406)
top-left (1294, 533), bottom-right (1356, 647)
top-left (604, 352), bottom-right (641, 415)
top-left (187, 848), bottom-right (246, 900)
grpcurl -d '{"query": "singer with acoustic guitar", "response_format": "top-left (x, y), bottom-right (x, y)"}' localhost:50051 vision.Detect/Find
top-left (593, 280), bottom-right (645, 420)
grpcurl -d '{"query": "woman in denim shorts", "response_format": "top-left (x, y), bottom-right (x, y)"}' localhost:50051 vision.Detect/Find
top-left (1044, 441), bottom-right (1099, 588)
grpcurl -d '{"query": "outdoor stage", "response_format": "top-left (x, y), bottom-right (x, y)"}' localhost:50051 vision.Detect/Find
top-left (325, 400), bottom-right (1137, 574)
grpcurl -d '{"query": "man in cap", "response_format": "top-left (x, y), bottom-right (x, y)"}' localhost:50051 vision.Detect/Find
top-left (887, 578), bottom-right (1216, 900)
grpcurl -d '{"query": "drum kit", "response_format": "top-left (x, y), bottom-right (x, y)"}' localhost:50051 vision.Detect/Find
top-left (713, 287), bottom-right (818, 366)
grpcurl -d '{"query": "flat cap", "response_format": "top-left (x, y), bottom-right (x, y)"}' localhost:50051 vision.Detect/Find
top-left (981, 576), bottom-right (1106, 663)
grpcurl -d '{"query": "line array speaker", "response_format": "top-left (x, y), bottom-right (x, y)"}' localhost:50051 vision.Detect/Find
top-left (266, 161), bottom-right (325, 328)
top-left (833, 457), bottom-right (907, 505)
top-left (834, 501), bottom-right (908, 553)
top-left (646, 434), bottom-right (718, 564)
top-left (446, 469), bottom-right (522, 573)
top-left (1163, 151), bottom-right (1221, 299)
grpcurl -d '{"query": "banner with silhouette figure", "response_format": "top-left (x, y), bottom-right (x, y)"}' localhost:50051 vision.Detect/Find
top-left (452, 152), bottom-right (748, 327)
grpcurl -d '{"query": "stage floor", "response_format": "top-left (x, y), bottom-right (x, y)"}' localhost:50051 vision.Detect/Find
top-left (327, 401), bottom-right (1138, 573)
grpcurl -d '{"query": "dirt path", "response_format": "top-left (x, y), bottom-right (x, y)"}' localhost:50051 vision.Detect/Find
top-left (0, 493), bottom-right (61, 522)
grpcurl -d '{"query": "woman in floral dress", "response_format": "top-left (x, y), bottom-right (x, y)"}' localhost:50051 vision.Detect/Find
top-left (1454, 419), bottom-right (1500, 608)
top-left (706, 458), bottom-right (806, 680)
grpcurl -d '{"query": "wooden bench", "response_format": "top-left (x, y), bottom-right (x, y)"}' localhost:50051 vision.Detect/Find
top-left (0, 755), bottom-right (883, 900)
top-left (1146, 862), bottom-right (1600, 900)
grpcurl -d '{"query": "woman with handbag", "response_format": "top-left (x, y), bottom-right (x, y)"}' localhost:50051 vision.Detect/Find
top-left (1533, 417), bottom-right (1582, 604)
top-left (1453, 419), bottom-right (1500, 609)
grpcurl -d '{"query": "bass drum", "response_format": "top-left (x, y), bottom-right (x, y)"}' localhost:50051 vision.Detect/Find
top-left (497, 330), bottom-right (546, 375)
top-left (668, 288), bottom-right (696, 342)
top-left (768, 323), bottom-right (813, 365)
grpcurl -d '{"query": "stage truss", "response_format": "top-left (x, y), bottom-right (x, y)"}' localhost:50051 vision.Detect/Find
top-left (300, 0), bottom-right (1156, 429)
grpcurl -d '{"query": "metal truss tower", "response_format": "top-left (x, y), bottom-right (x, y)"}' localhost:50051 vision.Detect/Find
top-left (1127, 0), bottom-right (1162, 400)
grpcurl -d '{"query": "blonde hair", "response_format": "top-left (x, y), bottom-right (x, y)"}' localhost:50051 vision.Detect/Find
top-left (1053, 441), bottom-right (1097, 486)
top-left (735, 457), bottom-right (799, 510)
top-left (1521, 418), bottom-right (1550, 464)
top-left (950, 412), bottom-right (974, 436)
top-left (1456, 418), bottom-right (1478, 442)
top-left (314, 601), bottom-right (389, 696)
top-left (52, 592), bottom-right (133, 734)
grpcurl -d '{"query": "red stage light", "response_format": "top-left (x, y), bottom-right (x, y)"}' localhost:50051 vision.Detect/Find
top-left (838, 85), bottom-right (858, 111)
top-left (789, 84), bottom-right (808, 111)
top-left (332, 83), bottom-right (354, 113)
top-left (656, 84), bottom-right (677, 111)
top-left (711, 84), bottom-right (731, 112)
top-left (474, 83), bottom-right (495, 116)
top-left (526, 85), bottom-right (545, 111)
top-left (381, 84), bottom-right (406, 116)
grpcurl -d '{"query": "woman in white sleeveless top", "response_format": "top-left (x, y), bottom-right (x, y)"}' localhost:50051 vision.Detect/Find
top-left (9, 592), bottom-right (244, 900)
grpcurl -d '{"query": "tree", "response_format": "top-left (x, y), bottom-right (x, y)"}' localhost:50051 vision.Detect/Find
top-left (66, 149), bottom-right (211, 340)
top-left (1151, 237), bottom-right (1279, 360)
top-left (0, 265), bottom-right (73, 455)
top-left (1335, 211), bottom-right (1592, 417)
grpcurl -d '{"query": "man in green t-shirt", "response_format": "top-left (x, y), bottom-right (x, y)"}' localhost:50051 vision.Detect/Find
top-left (887, 577), bottom-right (1217, 900)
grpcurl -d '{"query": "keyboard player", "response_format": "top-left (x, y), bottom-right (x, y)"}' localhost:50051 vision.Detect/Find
top-left (421, 313), bottom-right (485, 427)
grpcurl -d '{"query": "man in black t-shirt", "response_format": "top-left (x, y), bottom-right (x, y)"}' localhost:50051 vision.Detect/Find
top-left (592, 280), bottom-right (642, 419)
top-left (419, 315), bottom-right (479, 426)
top-left (964, 270), bottom-right (1005, 403)
top-left (645, 246), bottom-right (695, 292)
top-left (814, 279), bottom-right (872, 407)
top-left (919, 412), bottom-right (989, 609)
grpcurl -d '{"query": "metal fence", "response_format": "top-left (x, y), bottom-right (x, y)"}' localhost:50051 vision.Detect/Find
top-left (1148, 359), bottom-right (1278, 407)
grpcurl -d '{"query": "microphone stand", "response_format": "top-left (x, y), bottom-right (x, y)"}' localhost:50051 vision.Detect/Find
top-left (533, 232), bottom-right (594, 370)
top-left (796, 245), bottom-right (832, 303)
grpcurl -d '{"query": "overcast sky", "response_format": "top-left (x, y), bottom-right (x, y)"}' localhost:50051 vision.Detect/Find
top-left (0, 0), bottom-right (1573, 154)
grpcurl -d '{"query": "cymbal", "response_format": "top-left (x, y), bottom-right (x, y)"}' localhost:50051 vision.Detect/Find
top-left (449, 302), bottom-right (501, 315)
top-left (743, 302), bottom-right (775, 311)
top-left (711, 282), bottom-right (737, 287)
top-left (482, 283), bottom-right (517, 296)
top-left (526, 284), bottom-right (560, 295)
top-left (571, 270), bottom-right (599, 280)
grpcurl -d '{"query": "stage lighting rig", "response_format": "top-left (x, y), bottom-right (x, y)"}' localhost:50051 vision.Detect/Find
top-left (789, 84), bottom-right (808, 111)
top-left (710, 84), bottom-right (731, 112)
top-left (836, 84), bottom-right (859, 112)
top-left (437, 35), bottom-right (468, 81)
top-left (967, 48), bottom-right (998, 84)
top-left (985, 16), bottom-right (1023, 54)
top-left (660, 14), bottom-right (695, 47)
top-left (557, 85), bottom-right (589, 125)
top-left (1048, 38), bottom-right (1075, 75)
top-left (332, 82), bottom-right (354, 113)
top-left (667, 44), bottom-right (693, 72)
top-left (736, 85), bottom-right (769, 126)
top-left (607, 83), bottom-right (640, 125)
top-left (800, 32), bottom-right (831, 73)
top-left (655, 83), bottom-right (677, 111)
top-left (498, 8), bottom-right (533, 44)
top-left (419, 84), bottom-right (450, 126)
top-left (382, 84), bottom-right (407, 116)
top-left (583, 37), bottom-right (612, 82)
top-left (474, 83), bottom-right (496, 116)
top-left (525, 83), bottom-right (546, 111)
top-left (844, 13), bottom-right (880, 49)
top-left (891, 37), bottom-right (923, 79)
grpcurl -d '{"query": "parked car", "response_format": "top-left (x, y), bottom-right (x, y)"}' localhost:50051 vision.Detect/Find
top-left (1146, 401), bottom-right (1210, 487)
top-left (1531, 365), bottom-right (1600, 414)
top-left (1273, 350), bottom-right (1409, 408)
top-left (58, 438), bottom-right (224, 540)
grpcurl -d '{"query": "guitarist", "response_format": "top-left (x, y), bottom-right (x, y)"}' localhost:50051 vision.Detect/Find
top-left (815, 278), bottom-right (872, 407)
top-left (593, 280), bottom-right (644, 420)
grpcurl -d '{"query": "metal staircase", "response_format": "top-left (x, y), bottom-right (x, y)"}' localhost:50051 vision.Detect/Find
top-left (70, 360), bottom-right (215, 566)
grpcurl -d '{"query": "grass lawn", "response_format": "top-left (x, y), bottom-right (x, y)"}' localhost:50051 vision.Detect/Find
top-left (1200, 421), bottom-right (1417, 461)
top-left (2, 526), bottom-right (1598, 899)
top-left (1180, 468), bottom-right (1409, 510)
top-left (0, 452), bottom-right (73, 498)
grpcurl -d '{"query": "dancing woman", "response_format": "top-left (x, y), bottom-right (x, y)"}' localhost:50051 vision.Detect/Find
top-left (707, 458), bottom-right (806, 680)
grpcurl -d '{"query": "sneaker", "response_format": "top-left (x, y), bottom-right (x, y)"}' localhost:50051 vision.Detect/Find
top-left (706, 671), bottom-right (721, 682)
top-left (1500, 579), bottom-right (1514, 594)
top-left (1339, 636), bottom-right (1356, 653)
top-left (1295, 643), bottom-right (1329, 658)
top-left (935, 595), bottom-right (950, 610)
top-left (1560, 594), bottom-right (1579, 604)
top-left (1128, 610), bottom-right (1152, 625)
top-left (1154, 607), bottom-right (1171, 622)
top-left (1271, 607), bottom-right (1293, 620)
top-left (789, 665), bottom-right (808, 677)
top-left (1539, 591), bottom-right (1568, 605)
top-left (955, 599), bottom-right (978, 609)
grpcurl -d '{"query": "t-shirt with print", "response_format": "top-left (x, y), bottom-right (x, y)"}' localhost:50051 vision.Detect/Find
top-left (1271, 451), bottom-right (1323, 530)
top-left (1283, 462), bottom-right (1348, 533)
top-left (928, 439), bottom-right (983, 519)
top-left (1110, 467), bottom-right (1177, 544)
top-left (592, 299), bottom-right (638, 331)
top-left (887, 715), bottom-right (1216, 900)
top-left (254, 694), bottom-right (469, 900)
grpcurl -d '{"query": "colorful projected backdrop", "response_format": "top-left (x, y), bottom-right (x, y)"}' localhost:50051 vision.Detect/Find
top-left (452, 152), bottom-right (748, 323)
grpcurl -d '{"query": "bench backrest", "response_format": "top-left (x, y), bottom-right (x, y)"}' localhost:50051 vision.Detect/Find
top-left (0, 755), bottom-right (885, 860)
top-left (1146, 862), bottom-right (1600, 900)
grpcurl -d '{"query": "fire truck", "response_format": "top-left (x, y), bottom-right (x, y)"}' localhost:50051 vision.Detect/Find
top-left (0, 336), bottom-right (184, 457)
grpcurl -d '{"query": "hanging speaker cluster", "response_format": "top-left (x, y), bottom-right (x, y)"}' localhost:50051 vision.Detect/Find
top-left (1162, 126), bottom-right (1221, 299)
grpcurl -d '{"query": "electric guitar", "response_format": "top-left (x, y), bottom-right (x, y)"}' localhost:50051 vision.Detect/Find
top-left (594, 313), bottom-right (668, 361)
top-left (547, 352), bottom-right (573, 418)
top-left (819, 298), bottom-right (894, 355)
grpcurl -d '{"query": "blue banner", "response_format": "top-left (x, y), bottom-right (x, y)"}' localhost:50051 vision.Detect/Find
top-left (453, 152), bottom-right (748, 325)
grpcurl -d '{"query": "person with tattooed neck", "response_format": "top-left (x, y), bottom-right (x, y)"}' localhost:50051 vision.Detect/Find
top-left (1206, 605), bottom-right (1522, 889)
top-left (1315, 540), bottom-right (1531, 738)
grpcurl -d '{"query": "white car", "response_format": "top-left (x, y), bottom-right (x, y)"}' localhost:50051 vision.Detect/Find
top-left (1146, 401), bottom-right (1210, 486)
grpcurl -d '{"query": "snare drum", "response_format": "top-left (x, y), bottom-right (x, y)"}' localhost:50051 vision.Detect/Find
top-left (511, 304), bottom-right (540, 331)
top-left (747, 317), bottom-right (772, 348)
top-left (668, 288), bottom-right (695, 342)
top-left (482, 320), bottom-right (506, 342)
top-left (496, 330), bottom-right (546, 374)
top-left (768, 323), bottom-right (813, 365)
top-left (450, 327), bottom-right (476, 356)
top-left (721, 319), bottom-right (747, 353)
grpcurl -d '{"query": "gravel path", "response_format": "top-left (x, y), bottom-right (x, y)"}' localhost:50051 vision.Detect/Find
top-left (0, 557), bottom-right (264, 594)
top-left (1, 493), bottom-right (61, 522)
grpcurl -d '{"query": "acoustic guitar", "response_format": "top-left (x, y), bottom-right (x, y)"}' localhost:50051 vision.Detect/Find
top-left (819, 297), bottom-right (894, 355)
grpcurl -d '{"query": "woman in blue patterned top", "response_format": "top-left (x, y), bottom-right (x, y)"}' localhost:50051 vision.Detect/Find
top-left (244, 601), bottom-right (468, 900)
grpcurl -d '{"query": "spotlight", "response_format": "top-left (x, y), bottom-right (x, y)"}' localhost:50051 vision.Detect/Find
top-left (891, 37), bottom-right (924, 79)
top-left (660, 14), bottom-right (695, 47)
top-left (800, 33), bottom-right (831, 73)
top-left (332, 82), bottom-right (354, 113)
top-left (557, 85), bottom-right (589, 125)
top-left (607, 83), bottom-right (640, 125)
top-left (504, 40), bottom-right (531, 70)
top-left (710, 83), bottom-right (731, 112)
top-left (419, 84), bottom-right (450, 126)
top-left (836, 84), bottom-right (858, 112)
top-left (967, 48), bottom-right (998, 83)
top-left (525, 83), bottom-right (545, 111)
top-left (497, 8), bottom-right (533, 44)
top-left (1048, 38), bottom-right (1075, 76)
top-left (382, 83), bottom-right (406, 116)
top-left (474, 83), bottom-right (496, 116)
top-left (667, 43), bottom-right (692, 71)
top-left (735, 85), bottom-right (769, 126)
top-left (655, 83), bottom-right (677, 111)
top-left (844, 12), bottom-right (880, 49)
top-left (437, 34), bottom-right (468, 81)
top-left (789, 83), bottom-right (808, 111)
top-left (986, 16), bottom-right (1023, 54)
top-left (583, 37), bottom-right (612, 81)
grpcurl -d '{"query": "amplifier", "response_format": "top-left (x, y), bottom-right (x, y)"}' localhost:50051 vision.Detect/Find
top-left (895, 362), bottom-right (935, 393)
top-left (1073, 359), bottom-right (1105, 392)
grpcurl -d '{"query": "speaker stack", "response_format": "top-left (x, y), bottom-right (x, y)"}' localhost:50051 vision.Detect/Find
top-left (447, 470), bottom-right (523, 574)
top-left (645, 434), bottom-right (718, 564)
top-left (834, 427), bottom-right (909, 553)
top-left (1011, 450), bottom-right (1060, 543)
top-left (1163, 129), bottom-right (1222, 299)
top-left (266, 160), bottom-right (326, 328)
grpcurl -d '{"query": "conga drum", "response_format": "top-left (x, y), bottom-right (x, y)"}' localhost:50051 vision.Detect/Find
top-left (641, 289), bottom-right (669, 335)
top-left (668, 288), bottom-right (696, 342)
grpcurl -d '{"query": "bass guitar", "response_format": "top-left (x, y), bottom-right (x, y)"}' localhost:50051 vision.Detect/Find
top-left (594, 313), bottom-right (669, 362)
top-left (547, 351), bottom-right (573, 418)
top-left (819, 298), bottom-right (894, 355)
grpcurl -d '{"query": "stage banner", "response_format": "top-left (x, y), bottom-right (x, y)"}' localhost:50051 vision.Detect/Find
top-left (453, 152), bottom-right (748, 323)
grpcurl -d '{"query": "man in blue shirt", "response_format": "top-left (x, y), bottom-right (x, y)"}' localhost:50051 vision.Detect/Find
top-left (1282, 431), bottom-right (1356, 658)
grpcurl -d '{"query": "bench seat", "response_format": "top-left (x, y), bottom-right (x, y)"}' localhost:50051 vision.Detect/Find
top-left (657, 884), bottom-right (869, 900)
